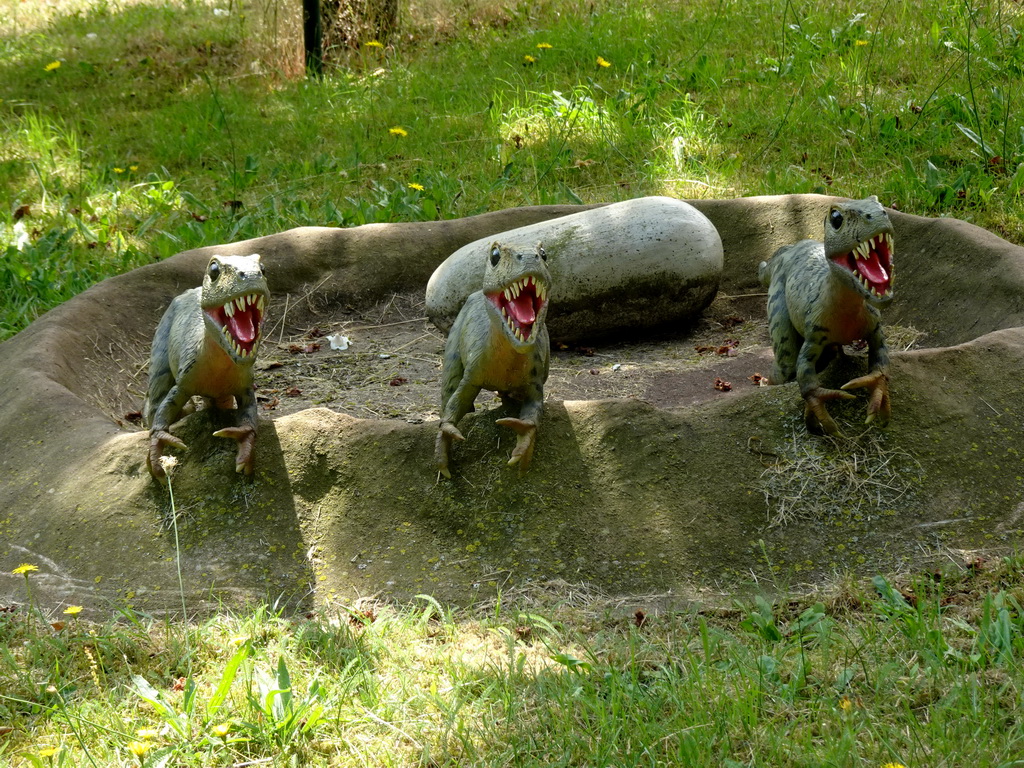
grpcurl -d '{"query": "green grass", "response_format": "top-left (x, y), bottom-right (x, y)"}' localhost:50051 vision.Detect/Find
top-left (2, 0), bottom-right (1024, 338)
top-left (6, 558), bottom-right (1024, 766)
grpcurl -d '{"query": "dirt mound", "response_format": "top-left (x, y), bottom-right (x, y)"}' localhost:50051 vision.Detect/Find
top-left (2, 195), bottom-right (1024, 616)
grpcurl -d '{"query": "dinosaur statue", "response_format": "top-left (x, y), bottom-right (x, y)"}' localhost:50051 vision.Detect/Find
top-left (758, 196), bottom-right (894, 435)
top-left (435, 241), bottom-right (550, 478)
top-left (144, 254), bottom-right (269, 478)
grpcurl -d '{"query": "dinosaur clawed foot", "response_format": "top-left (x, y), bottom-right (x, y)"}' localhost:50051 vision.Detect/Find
top-left (841, 370), bottom-right (891, 427)
top-left (212, 425), bottom-right (257, 475)
top-left (147, 430), bottom-right (187, 480)
top-left (435, 422), bottom-right (465, 480)
top-left (803, 387), bottom-right (856, 436)
top-left (495, 418), bottom-right (537, 474)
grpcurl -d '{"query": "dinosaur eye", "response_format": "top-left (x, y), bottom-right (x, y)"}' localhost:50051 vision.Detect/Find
top-left (490, 246), bottom-right (501, 267)
top-left (538, 246), bottom-right (547, 261)
top-left (829, 209), bottom-right (844, 230)
top-left (208, 260), bottom-right (221, 281)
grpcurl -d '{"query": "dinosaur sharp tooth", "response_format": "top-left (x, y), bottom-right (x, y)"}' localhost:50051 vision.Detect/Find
top-left (505, 288), bottom-right (512, 301)
top-left (257, 295), bottom-right (265, 311)
top-left (225, 301), bottom-right (235, 317)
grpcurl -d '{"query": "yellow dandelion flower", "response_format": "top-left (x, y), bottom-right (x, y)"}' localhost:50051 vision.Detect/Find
top-left (13, 563), bottom-right (38, 575)
top-left (596, 56), bottom-right (611, 68)
top-left (523, 54), bottom-right (536, 64)
top-left (211, 721), bottom-right (232, 737)
top-left (127, 741), bottom-right (153, 757)
top-left (880, 764), bottom-right (906, 768)
top-left (38, 747), bottom-right (59, 757)
top-left (136, 728), bottom-right (160, 740)
top-left (129, 165), bottom-right (138, 171)
top-left (838, 695), bottom-right (852, 711)
top-left (389, 126), bottom-right (408, 137)
top-left (114, 167), bottom-right (125, 174)
top-left (536, 42), bottom-right (552, 49)
top-left (408, 183), bottom-right (424, 191)
top-left (63, 605), bottom-right (83, 615)
top-left (855, 39), bottom-right (869, 46)
top-left (44, 61), bottom-right (61, 72)
top-left (365, 40), bottom-right (384, 48)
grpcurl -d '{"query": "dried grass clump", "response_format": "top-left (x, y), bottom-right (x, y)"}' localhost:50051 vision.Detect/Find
top-left (758, 430), bottom-right (922, 528)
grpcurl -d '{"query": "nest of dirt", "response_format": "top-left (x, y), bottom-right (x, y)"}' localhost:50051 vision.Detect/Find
top-left (3, 196), bottom-right (1022, 615)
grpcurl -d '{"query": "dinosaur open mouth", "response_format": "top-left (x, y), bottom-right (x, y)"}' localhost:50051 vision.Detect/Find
top-left (206, 293), bottom-right (266, 358)
top-left (833, 232), bottom-right (894, 298)
top-left (486, 275), bottom-right (548, 342)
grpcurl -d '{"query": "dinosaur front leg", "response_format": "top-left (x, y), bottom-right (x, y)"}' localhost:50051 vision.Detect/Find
top-left (840, 371), bottom-right (889, 426)
top-left (212, 388), bottom-right (258, 474)
top-left (436, 380), bottom-right (479, 479)
top-left (840, 324), bottom-right (891, 426)
top-left (148, 431), bottom-right (188, 479)
top-left (797, 340), bottom-right (855, 436)
top-left (147, 386), bottom-right (190, 479)
top-left (495, 389), bottom-right (543, 473)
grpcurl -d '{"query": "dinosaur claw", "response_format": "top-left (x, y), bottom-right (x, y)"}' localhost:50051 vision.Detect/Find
top-left (435, 425), bottom-right (459, 479)
top-left (147, 430), bottom-right (188, 479)
top-left (494, 417), bottom-right (534, 434)
top-left (804, 400), bottom-right (842, 436)
top-left (842, 371), bottom-right (891, 427)
top-left (440, 423), bottom-right (465, 441)
top-left (496, 418), bottom-right (537, 473)
top-left (213, 426), bottom-right (256, 475)
top-left (803, 389), bottom-right (847, 436)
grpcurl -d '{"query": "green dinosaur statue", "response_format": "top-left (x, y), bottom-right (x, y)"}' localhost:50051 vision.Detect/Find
top-left (758, 196), bottom-right (895, 435)
top-left (435, 241), bottom-right (551, 478)
top-left (144, 254), bottom-right (269, 478)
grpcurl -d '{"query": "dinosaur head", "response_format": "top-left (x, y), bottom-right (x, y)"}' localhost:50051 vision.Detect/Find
top-left (482, 241), bottom-right (551, 349)
top-left (201, 253), bottom-right (270, 363)
top-left (824, 196), bottom-right (895, 305)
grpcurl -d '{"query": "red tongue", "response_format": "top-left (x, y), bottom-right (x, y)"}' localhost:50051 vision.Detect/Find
top-left (228, 307), bottom-right (258, 344)
top-left (508, 293), bottom-right (536, 326)
top-left (858, 254), bottom-right (889, 286)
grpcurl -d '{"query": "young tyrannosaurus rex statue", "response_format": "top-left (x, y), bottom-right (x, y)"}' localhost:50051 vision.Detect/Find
top-left (435, 241), bottom-right (551, 479)
top-left (145, 254), bottom-right (269, 479)
top-left (758, 196), bottom-right (895, 435)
